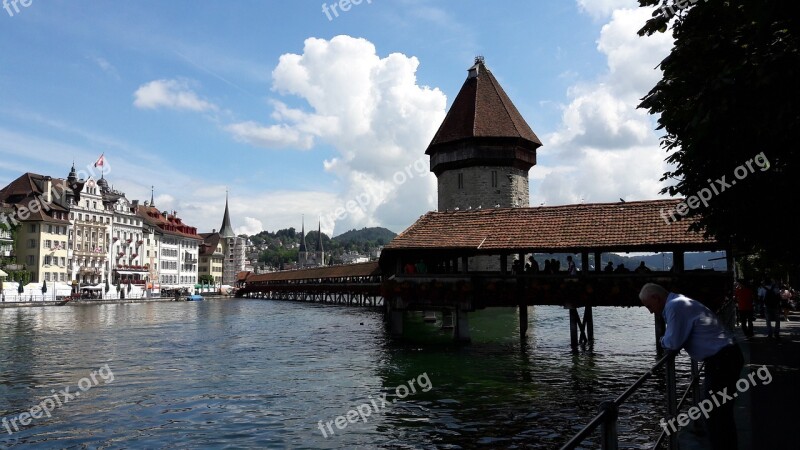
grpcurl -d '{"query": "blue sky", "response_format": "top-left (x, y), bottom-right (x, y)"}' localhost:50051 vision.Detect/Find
top-left (0, 0), bottom-right (674, 236)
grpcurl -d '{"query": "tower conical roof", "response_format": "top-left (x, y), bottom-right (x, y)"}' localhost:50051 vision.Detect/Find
top-left (426, 58), bottom-right (542, 153)
top-left (220, 192), bottom-right (236, 238)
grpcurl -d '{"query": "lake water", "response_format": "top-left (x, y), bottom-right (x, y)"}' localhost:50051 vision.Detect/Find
top-left (0, 299), bottom-right (692, 449)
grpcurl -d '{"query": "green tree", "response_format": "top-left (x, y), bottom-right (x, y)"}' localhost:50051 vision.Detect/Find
top-left (637, 0), bottom-right (800, 265)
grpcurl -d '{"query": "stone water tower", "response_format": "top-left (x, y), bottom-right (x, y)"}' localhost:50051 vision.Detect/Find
top-left (426, 57), bottom-right (542, 212)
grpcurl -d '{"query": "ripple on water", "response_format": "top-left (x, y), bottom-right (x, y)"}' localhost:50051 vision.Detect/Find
top-left (1, 301), bottom-right (672, 449)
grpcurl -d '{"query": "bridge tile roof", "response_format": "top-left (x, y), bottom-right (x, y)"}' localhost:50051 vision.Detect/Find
top-left (246, 261), bottom-right (381, 283)
top-left (384, 199), bottom-right (718, 252)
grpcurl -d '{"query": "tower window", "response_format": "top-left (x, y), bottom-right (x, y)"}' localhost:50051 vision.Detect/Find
top-left (491, 171), bottom-right (498, 188)
top-left (457, 173), bottom-right (464, 189)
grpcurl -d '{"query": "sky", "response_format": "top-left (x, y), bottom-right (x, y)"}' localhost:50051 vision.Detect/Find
top-left (0, 0), bottom-right (676, 237)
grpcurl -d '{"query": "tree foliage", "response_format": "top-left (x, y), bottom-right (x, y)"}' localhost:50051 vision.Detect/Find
top-left (637, 0), bottom-right (800, 264)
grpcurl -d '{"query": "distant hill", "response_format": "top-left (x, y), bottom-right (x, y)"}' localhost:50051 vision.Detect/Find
top-left (332, 227), bottom-right (397, 246)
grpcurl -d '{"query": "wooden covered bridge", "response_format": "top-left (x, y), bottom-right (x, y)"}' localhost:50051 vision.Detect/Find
top-left (378, 198), bottom-right (732, 343)
top-left (236, 261), bottom-right (383, 307)
top-left (237, 198), bottom-right (732, 346)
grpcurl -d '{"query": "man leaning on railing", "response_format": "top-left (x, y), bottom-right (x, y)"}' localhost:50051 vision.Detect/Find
top-left (639, 283), bottom-right (744, 450)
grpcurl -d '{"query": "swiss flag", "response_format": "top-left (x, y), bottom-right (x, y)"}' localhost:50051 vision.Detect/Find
top-left (94, 153), bottom-right (105, 167)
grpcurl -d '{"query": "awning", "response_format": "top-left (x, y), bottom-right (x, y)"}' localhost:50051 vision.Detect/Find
top-left (114, 269), bottom-right (148, 275)
top-left (82, 285), bottom-right (104, 290)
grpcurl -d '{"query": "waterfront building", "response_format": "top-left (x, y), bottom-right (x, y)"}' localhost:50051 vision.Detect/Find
top-left (63, 166), bottom-right (118, 285)
top-left (0, 202), bottom-right (15, 262)
top-left (0, 174), bottom-right (71, 283)
top-left (137, 204), bottom-right (201, 288)
top-left (111, 195), bottom-right (149, 285)
top-left (199, 232), bottom-right (224, 284)
top-left (140, 206), bottom-right (162, 290)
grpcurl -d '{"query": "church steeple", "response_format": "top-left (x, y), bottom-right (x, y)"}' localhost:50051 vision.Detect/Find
top-left (316, 220), bottom-right (324, 253)
top-left (299, 216), bottom-right (308, 253)
top-left (219, 190), bottom-right (236, 238)
top-left (150, 186), bottom-right (155, 208)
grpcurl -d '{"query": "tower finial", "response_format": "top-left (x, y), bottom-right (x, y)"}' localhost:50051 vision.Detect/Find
top-left (475, 55), bottom-right (485, 65)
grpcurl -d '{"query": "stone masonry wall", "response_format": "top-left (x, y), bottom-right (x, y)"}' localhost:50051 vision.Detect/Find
top-left (437, 166), bottom-right (530, 212)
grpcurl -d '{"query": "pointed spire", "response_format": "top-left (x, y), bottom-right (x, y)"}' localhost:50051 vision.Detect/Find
top-left (150, 186), bottom-right (155, 207)
top-left (299, 215), bottom-right (308, 252)
top-left (219, 189), bottom-right (236, 238)
top-left (317, 219), bottom-right (324, 253)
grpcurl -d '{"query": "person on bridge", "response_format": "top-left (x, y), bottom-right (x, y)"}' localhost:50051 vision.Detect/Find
top-left (566, 256), bottom-right (577, 275)
top-left (639, 283), bottom-right (743, 450)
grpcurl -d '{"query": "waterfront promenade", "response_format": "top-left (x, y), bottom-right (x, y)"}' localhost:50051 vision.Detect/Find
top-left (678, 314), bottom-right (800, 450)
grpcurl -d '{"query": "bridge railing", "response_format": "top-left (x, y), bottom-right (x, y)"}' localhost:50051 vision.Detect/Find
top-left (559, 297), bottom-right (735, 449)
top-left (558, 350), bottom-right (702, 450)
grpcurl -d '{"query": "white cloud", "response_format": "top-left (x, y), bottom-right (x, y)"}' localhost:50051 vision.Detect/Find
top-left (133, 79), bottom-right (218, 112)
top-left (576, 0), bottom-right (639, 19)
top-left (226, 35), bottom-right (446, 234)
top-left (235, 217), bottom-right (264, 236)
top-left (226, 121), bottom-right (314, 149)
top-left (532, 6), bottom-right (674, 206)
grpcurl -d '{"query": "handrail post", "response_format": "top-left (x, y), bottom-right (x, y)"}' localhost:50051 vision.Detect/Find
top-left (665, 354), bottom-right (679, 450)
top-left (691, 359), bottom-right (701, 406)
top-left (599, 400), bottom-right (618, 450)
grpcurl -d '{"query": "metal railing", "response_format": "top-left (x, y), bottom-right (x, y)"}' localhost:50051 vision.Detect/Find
top-left (559, 350), bottom-right (702, 450)
top-left (560, 297), bottom-right (736, 450)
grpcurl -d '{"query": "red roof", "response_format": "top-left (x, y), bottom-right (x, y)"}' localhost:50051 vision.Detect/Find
top-left (427, 61), bottom-right (542, 151)
top-left (384, 199), bottom-right (719, 253)
top-left (136, 205), bottom-right (201, 240)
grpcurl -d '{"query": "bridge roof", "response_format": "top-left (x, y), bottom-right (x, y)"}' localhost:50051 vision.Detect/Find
top-left (245, 261), bottom-right (381, 283)
top-left (384, 199), bottom-right (719, 253)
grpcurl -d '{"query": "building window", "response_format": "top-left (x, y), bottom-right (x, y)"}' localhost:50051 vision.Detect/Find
top-left (491, 171), bottom-right (498, 188)
top-left (457, 173), bottom-right (464, 189)
top-left (26, 255), bottom-right (34, 265)
top-left (28, 239), bottom-right (37, 248)
top-left (29, 224), bottom-right (37, 233)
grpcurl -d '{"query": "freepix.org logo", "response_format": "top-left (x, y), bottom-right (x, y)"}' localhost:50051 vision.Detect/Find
top-left (660, 151), bottom-right (770, 224)
top-left (3, 0), bottom-right (33, 17)
top-left (2, 364), bottom-right (115, 435)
